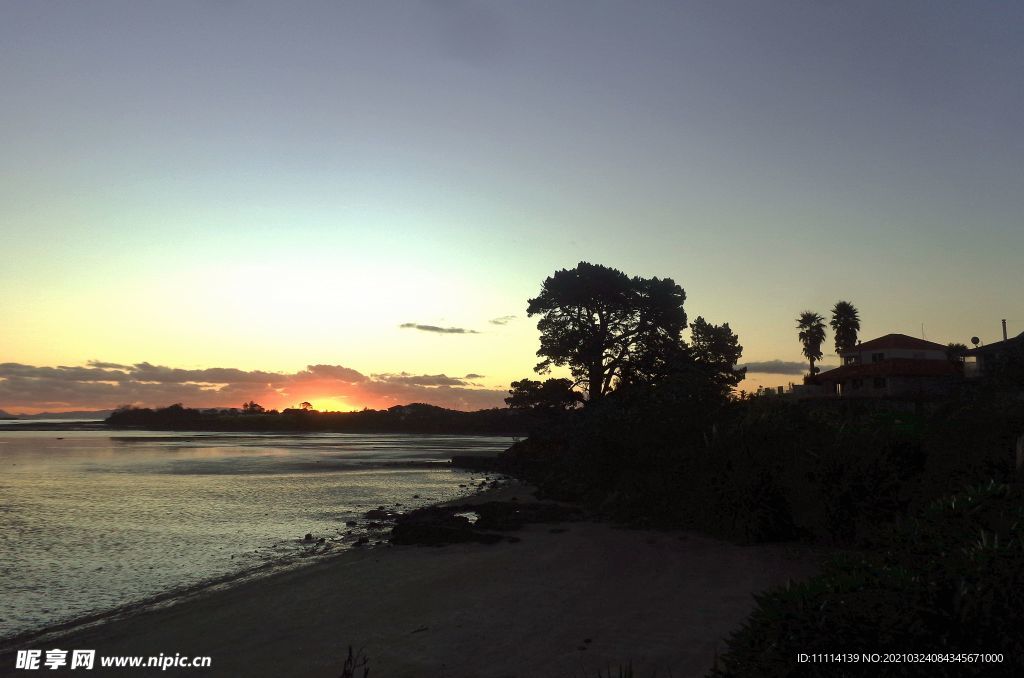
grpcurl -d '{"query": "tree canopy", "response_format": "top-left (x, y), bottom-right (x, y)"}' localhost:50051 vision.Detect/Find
top-left (688, 316), bottom-right (746, 393)
top-left (527, 262), bottom-right (687, 402)
top-left (796, 311), bottom-right (827, 377)
top-left (946, 342), bottom-right (968, 365)
top-left (830, 301), bottom-right (861, 355)
top-left (505, 378), bottom-right (583, 412)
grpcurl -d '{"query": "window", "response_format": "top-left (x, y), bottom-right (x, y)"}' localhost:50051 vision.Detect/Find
top-left (871, 353), bottom-right (885, 363)
top-left (873, 377), bottom-right (887, 389)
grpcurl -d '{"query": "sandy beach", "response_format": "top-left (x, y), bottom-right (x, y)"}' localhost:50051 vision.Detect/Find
top-left (1, 484), bottom-right (819, 677)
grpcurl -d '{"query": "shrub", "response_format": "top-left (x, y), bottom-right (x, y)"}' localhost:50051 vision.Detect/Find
top-left (710, 482), bottom-right (1024, 677)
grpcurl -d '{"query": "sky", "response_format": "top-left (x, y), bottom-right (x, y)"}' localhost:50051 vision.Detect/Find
top-left (2, 1), bottom-right (1022, 413)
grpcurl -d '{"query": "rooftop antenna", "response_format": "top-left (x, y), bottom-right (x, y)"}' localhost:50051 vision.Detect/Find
top-left (1002, 319), bottom-right (1008, 341)
top-left (921, 323), bottom-right (926, 340)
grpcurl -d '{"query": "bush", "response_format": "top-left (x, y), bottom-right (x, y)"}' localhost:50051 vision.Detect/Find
top-left (710, 481), bottom-right (1024, 677)
top-left (503, 395), bottom-right (1023, 545)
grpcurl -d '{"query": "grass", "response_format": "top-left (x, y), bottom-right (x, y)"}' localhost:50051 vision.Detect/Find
top-left (338, 646), bottom-right (369, 678)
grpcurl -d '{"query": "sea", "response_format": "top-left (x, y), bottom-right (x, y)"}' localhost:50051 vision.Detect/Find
top-left (0, 424), bottom-right (513, 641)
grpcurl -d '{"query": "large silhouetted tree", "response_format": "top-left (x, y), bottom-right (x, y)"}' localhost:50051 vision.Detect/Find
top-left (527, 262), bottom-right (687, 402)
top-left (830, 301), bottom-right (861, 355)
top-left (797, 311), bottom-right (827, 377)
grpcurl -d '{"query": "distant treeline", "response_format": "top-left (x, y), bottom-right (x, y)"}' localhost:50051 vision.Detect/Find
top-left (106, 402), bottom-right (533, 435)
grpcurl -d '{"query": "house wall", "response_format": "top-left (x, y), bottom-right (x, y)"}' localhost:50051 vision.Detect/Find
top-left (886, 376), bottom-right (955, 397)
top-left (841, 348), bottom-right (945, 364)
top-left (826, 375), bottom-right (956, 399)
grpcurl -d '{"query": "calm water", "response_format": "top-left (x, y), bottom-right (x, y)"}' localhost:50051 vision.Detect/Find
top-left (0, 429), bottom-right (512, 640)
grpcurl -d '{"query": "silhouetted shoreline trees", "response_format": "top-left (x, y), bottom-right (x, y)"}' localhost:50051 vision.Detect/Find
top-left (106, 402), bottom-right (533, 435)
top-left (506, 267), bottom-right (1023, 538)
top-left (500, 265), bottom-right (1024, 673)
top-left (527, 262), bottom-right (689, 402)
top-left (524, 262), bottom-right (745, 407)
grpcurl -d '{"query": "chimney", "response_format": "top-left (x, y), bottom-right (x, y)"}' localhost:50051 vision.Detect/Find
top-left (1003, 319), bottom-right (1008, 342)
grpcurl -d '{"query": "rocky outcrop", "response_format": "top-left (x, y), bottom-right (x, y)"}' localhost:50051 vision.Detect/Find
top-left (389, 501), bottom-right (585, 546)
top-left (390, 508), bottom-right (503, 546)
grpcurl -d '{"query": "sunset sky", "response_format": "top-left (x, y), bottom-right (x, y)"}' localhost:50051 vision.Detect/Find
top-left (2, 1), bottom-right (1023, 413)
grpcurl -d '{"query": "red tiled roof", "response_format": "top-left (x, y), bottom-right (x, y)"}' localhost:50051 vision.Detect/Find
top-left (842, 333), bottom-right (948, 354)
top-left (816, 358), bottom-right (959, 382)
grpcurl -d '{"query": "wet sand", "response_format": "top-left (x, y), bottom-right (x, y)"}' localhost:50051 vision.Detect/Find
top-left (1, 485), bottom-right (819, 677)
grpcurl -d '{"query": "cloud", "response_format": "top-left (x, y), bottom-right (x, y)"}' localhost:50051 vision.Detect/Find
top-left (0, 361), bottom-right (505, 413)
top-left (741, 360), bottom-right (809, 375)
top-left (464, 373), bottom-right (484, 379)
top-left (399, 323), bottom-right (480, 334)
top-left (742, 360), bottom-right (838, 375)
top-left (297, 365), bottom-right (367, 382)
top-left (374, 373), bottom-right (469, 387)
top-left (129, 362), bottom-right (281, 384)
top-left (87, 360), bottom-right (131, 369)
top-left (0, 362), bottom-right (133, 382)
top-left (488, 315), bottom-right (517, 325)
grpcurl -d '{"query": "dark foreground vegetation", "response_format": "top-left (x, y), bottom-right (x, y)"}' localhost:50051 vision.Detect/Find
top-left (106, 402), bottom-right (532, 435)
top-left (502, 395), bottom-right (1024, 543)
top-left (498, 392), bottom-right (1024, 676)
top-left (497, 263), bottom-right (1024, 676)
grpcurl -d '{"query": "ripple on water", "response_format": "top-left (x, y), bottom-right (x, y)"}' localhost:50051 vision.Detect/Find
top-left (0, 431), bottom-right (511, 639)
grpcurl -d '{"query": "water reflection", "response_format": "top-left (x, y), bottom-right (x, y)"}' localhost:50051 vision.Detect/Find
top-left (0, 430), bottom-right (511, 639)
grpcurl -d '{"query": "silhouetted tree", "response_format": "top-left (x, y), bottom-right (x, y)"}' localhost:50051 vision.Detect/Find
top-left (797, 311), bottom-right (827, 377)
top-left (829, 301), bottom-right (860, 354)
top-left (505, 378), bottom-right (583, 412)
top-left (299, 401), bottom-right (313, 411)
top-left (689, 316), bottom-right (746, 394)
top-left (241, 400), bottom-right (265, 414)
top-left (527, 262), bottom-right (687, 402)
top-left (946, 342), bottom-right (968, 365)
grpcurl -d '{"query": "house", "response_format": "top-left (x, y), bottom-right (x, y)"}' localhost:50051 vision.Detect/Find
top-left (813, 334), bottom-right (960, 399)
top-left (964, 330), bottom-right (1024, 378)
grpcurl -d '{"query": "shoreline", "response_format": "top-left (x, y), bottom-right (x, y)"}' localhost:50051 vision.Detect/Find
top-left (0, 471), bottom-right (512, 655)
top-left (0, 479), bottom-right (821, 677)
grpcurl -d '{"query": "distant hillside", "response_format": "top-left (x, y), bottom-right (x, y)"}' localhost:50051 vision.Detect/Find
top-left (106, 403), bottom-right (534, 435)
top-left (0, 409), bottom-right (113, 420)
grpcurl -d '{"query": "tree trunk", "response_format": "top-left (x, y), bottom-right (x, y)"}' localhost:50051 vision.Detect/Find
top-left (588, 363), bottom-right (604, 403)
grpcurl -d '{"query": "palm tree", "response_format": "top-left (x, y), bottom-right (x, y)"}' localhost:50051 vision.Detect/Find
top-left (830, 301), bottom-right (861, 355)
top-left (796, 311), bottom-right (827, 377)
